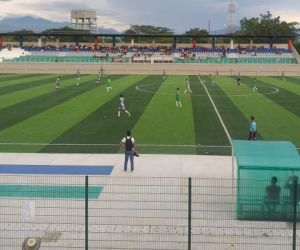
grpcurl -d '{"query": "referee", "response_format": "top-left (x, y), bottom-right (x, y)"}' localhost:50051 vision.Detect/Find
top-left (248, 116), bottom-right (257, 140)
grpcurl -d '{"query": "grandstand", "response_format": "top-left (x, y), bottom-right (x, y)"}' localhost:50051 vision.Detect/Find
top-left (0, 43), bottom-right (298, 65)
top-left (0, 33), bottom-right (299, 66)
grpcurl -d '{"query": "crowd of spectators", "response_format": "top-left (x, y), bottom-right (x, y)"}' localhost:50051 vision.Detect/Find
top-left (0, 43), bottom-right (292, 60)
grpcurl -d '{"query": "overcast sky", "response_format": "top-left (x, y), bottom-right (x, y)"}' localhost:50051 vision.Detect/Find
top-left (0, 0), bottom-right (299, 32)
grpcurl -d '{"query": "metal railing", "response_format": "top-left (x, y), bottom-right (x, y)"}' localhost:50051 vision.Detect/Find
top-left (0, 175), bottom-right (299, 250)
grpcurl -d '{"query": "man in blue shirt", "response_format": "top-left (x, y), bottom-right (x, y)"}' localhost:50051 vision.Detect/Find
top-left (248, 116), bottom-right (256, 140)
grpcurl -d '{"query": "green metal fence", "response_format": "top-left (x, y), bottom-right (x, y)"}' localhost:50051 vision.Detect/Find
top-left (3, 56), bottom-right (298, 64)
top-left (0, 175), bottom-right (299, 249)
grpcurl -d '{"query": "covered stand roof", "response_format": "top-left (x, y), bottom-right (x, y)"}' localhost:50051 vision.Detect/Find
top-left (232, 140), bottom-right (300, 170)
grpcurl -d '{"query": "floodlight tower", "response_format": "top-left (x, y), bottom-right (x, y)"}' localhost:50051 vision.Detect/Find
top-left (226, 0), bottom-right (236, 34)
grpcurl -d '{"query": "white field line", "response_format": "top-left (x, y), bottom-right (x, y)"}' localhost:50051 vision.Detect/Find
top-left (0, 142), bottom-right (231, 148)
top-left (198, 76), bottom-right (232, 145)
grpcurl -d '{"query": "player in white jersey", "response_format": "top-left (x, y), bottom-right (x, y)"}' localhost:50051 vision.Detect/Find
top-left (184, 78), bottom-right (192, 94)
top-left (281, 71), bottom-right (286, 81)
top-left (252, 78), bottom-right (258, 92)
top-left (55, 76), bottom-right (60, 89)
top-left (76, 69), bottom-right (80, 86)
top-left (118, 94), bottom-right (131, 117)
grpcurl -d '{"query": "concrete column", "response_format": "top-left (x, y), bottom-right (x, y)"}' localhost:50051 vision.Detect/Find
top-left (131, 38), bottom-right (134, 47)
top-left (269, 37), bottom-right (273, 49)
top-left (212, 36), bottom-right (216, 50)
top-left (56, 38), bottom-right (60, 47)
top-left (230, 39), bottom-right (234, 49)
top-left (288, 38), bottom-right (292, 49)
top-left (19, 35), bottom-right (24, 48)
top-left (250, 39), bottom-right (253, 49)
top-left (93, 37), bottom-right (98, 48)
top-left (75, 37), bottom-right (79, 47)
top-left (38, 37), bottom-right (42, 47)
top-left (173, 36), bottom-right (177, 49)
top-left (112, 36), bottom-right (116, 47)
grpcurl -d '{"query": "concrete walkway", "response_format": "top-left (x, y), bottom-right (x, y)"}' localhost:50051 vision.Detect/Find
top-left (0, 153), bottom-right (234, 178)
top-left (2, 153), bottom-right (292, 250)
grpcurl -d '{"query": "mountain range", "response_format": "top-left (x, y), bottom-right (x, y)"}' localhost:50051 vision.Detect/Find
top-left (0, 16), bottom-right (120, 34)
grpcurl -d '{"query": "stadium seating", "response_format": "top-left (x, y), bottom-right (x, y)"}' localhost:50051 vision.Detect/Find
top-left (0, 45), bottom-right (297, 64)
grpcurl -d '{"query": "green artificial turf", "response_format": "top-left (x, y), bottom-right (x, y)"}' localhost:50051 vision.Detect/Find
top-left (0, 74), bottom-right (57, 95)
top-left (133, 75), bottom-right (196, 154)
top-left (0, 74), bottom-right (299, 155)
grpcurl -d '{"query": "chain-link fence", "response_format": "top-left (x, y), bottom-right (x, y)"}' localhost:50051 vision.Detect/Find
top-left (0, 175), bottom-right (299, 250)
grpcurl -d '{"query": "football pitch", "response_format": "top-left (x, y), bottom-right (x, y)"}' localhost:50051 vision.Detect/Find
top-left (0, 73), bottom-right (299, 155)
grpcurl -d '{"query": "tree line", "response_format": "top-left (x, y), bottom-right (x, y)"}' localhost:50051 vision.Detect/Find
top-left (2, 11), bottom-right (299, 46)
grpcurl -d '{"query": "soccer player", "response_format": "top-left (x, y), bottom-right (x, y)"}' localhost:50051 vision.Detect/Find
top-left (248, 116), bottom-right (257, 140)
top-left (176, 88), bottom-right (182, 107)
top-left (252, 78), bottom-right (258, 92)
top-left (118, 93), bottom-right (131, 117)
top-left (96, 73), bottom-right (102, 85)
top-left (106, 76), bottom-right (112, 92)
top-left (236, 72), bottom-right (241, 86)
top-left (162, 69), bottom-right (167, 80)
top-left (184, 78), bottom-right (192, 94)
top-left (55, 76), bottom-right (60, 89)
top-left (76, 69), bottom-right (80, 86)
top-left (99, 66), bottom-right (104, 77)
top-left (281, 71), bottom-right (286, 81)
top-left (209, 73), bottom-right (215, 86)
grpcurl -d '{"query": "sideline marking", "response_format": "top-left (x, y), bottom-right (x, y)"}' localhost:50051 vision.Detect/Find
top-left (198, 76), bottom-right (232, 145)
top-left (0, 143), bottom-right (298, 150)
top-left (0, 142), bottom-right (230, 147)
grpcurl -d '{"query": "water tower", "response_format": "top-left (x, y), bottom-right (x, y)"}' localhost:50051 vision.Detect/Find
top-left (71, 10), bottom-right (97, 33)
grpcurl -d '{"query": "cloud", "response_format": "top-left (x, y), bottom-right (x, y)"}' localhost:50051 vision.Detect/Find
top-left (0, 0), bottom-right (299, 32)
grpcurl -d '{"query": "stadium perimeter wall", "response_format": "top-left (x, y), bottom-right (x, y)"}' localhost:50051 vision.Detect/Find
top-left (0, 62), bottom-right (300, 76)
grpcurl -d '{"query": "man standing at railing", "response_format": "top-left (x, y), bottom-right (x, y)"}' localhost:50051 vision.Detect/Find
top-left (120, 130), bottom-right (139, 172)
